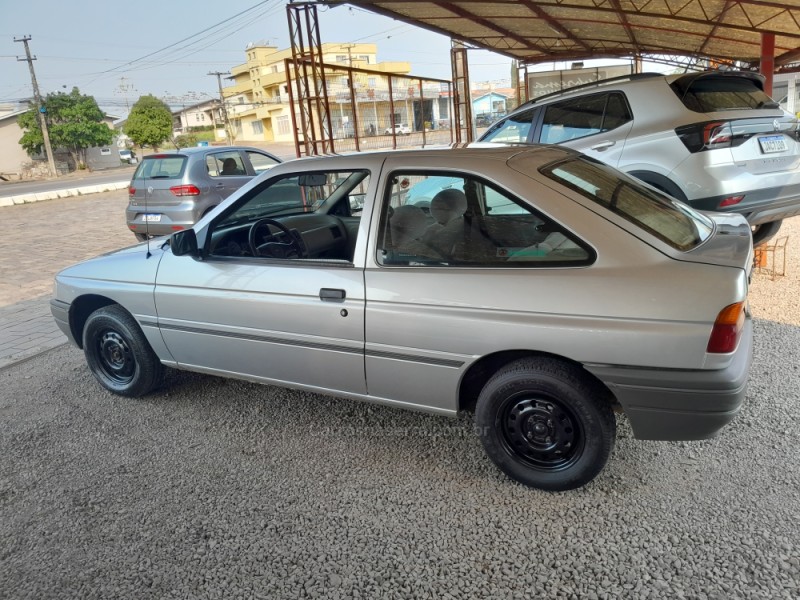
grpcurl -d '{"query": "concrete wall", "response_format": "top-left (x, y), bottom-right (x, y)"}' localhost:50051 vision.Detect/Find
top-left (0, 118), bottom-right (34, 177)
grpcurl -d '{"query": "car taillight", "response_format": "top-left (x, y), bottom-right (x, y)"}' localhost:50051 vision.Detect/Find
top-left (128, 186), bottom-right (136, 196)
top-left (675, 121), bottom-right (742, 152)
top-left (718, 195), bottom-right (744, 208)
top-left (707, 302), bottom-right (746, 353)
top-left (170, 185), bottom-right (201, 196)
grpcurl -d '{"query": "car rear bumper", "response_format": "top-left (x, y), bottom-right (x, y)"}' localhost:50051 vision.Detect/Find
top-left (126, 205), bottom-right (198, 237)
top-left (689, 183), bottom-right (800, 226)
top-left (585, 318), bottom-right (753, 441)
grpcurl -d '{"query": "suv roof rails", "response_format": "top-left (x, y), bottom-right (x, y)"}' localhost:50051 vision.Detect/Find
top-left (521, 72), bottom-right (663, 108)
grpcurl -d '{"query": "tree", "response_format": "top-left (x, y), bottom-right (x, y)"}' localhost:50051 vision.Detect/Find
top-left (124, 95), bottom-right (173, 151)
top-left (18, 87), bottom-right (113, 169)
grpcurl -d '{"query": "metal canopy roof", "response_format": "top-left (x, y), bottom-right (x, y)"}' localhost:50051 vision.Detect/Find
top-left (328, 0), bottom-right (800, 68)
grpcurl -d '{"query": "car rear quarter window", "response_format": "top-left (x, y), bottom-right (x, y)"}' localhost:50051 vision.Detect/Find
top-left (247, 151), bottom-right (280, 174)
top-left (670, 75), bottom-right (775, 112)
top-left (134, 156), bottom-right (186, 179)
top-left (540, 157), bottom-right (713, 251)
top-left (377, 172), bottom-right (592, 267)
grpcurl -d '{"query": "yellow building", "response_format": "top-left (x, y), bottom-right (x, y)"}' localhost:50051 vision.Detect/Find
top-left (223, 42), bottom-right (413, 143)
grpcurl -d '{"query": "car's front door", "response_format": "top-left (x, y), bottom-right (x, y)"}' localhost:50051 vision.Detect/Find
top-left (154, 168), bottom-right (373, 395)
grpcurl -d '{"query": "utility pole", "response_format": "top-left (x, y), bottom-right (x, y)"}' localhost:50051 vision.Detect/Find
top-left (340, 43), bottom-right (356, 67)
top-left (15, 36), bottom-right (57, 177)
top-left (208, 71), bottom-right (233, 145)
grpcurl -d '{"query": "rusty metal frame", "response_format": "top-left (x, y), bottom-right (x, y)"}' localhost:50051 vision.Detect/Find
top-left (287, 2), bottom-right (335, 156)
top-left (450, 41), bottom-right (473, 144)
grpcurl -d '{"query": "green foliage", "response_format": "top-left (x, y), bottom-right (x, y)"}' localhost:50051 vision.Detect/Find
top-left (17, 87), bottom-right (112, 164)
top-left (124, 95), bottom-right (173, 151)
top-left (173, 133), bottom-right (198, 149)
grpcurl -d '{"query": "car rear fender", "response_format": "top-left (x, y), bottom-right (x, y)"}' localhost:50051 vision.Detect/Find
top-left (627, 170), bottom-right (688, 202)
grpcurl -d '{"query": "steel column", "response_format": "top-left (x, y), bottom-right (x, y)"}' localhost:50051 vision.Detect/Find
top-left (761, 32), bottom-right (775, 96)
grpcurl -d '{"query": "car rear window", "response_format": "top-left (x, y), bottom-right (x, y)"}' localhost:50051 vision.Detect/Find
top-left (133, 156), bottom-right (187, 179)
top-left (670, 75), bottom-right (775, 112)
top-left (540, 157), bottom-right (713, 251)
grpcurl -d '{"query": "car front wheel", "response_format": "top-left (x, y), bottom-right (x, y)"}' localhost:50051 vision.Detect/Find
top-left (82, 305), bottom-right (163, 397)
top-left (475, 357), bottom-right (615, 491)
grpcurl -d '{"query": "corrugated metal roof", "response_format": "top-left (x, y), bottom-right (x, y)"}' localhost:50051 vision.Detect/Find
top-left (328, 0), bottom-right (800, 67)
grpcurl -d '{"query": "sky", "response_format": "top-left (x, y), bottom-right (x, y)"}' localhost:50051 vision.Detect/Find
top-left (1, 0), bottom-right (526, 117)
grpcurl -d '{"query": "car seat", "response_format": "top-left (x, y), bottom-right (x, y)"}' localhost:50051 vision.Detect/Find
top-left (423, 189), bottom-right (468, 247)
top-left (387, 205), bottom-right (443, 263)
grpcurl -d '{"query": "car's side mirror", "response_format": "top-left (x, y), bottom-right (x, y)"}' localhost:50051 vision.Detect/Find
top-left (170, 229), bottom-right (200, 258)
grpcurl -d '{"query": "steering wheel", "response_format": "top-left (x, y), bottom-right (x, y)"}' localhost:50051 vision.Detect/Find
top-left (248, 217), bottom-right (307, 259)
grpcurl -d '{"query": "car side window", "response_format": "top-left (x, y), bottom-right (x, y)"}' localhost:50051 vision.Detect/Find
top-left (377, 172), bottom-right (591, 267)
top-left (206, 170), bottom-right (370, 262)
top-left (480, 109), bottom-right (535, 143)
top-left (540, 94), bottom-right (605, 144)
top-left (246, 151), bottom-right (280, 174)
top-left (602, 93), bottom-right (632, 130)
top-left (208, 152), bottom-right (246, 177)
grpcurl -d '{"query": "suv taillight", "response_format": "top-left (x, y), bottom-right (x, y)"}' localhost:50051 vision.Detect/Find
top-left (170, 185), bottom-right (201, 196)
top-left (707, 302), bottom-right (746, 353)
top-left (128, 186), bottom-right (136, 196)
top-left (675, 121), bottom-right (745, 152)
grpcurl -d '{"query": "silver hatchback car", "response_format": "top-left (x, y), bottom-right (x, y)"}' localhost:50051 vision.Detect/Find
top-left (52, 146), bottom-right (753, 491)
top-left (126, 146), bottom-right (281, 240)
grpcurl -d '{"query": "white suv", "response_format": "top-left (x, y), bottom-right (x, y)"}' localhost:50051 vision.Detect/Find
top-left (479, 71), bottom-right (800, 245)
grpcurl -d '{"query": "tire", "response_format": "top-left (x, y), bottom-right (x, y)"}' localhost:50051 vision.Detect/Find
top-left (82, 305), bottom-right (163, 397)
top-left (475, 357), bottom-right (615, 491)
top-left (134, 233), bottom-right (150, 242)
top-left (751, 220), bottom-right (782, 247)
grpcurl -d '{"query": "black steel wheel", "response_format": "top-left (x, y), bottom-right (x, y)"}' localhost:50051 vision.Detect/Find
top-left (475, 357), bottom-right (615, 491)
top-left (82, 305), bottom-right (163, 397)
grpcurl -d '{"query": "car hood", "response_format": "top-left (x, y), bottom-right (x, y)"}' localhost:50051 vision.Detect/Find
top-left (55, 240), bottom-right (166, 285)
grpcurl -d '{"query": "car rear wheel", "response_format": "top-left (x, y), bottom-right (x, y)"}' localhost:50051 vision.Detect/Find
top-left (751, 220), bottom-right (782, 247)
top-left (134, 233), bottom-right (151, 242)
top-left (475, 357), bottom-right (615, 491)
top-left (82, 305), bottom-right (163, 397)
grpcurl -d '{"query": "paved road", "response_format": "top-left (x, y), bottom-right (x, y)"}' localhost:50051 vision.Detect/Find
top-left (0, 190), bottom-right (130, 367)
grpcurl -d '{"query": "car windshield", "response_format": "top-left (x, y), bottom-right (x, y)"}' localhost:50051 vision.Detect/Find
top-left (133, 156), bottom-right (186, 179)
top-left (540, 156), bottom-right (713, 251)
top-left (670, 75), bottom-right (776, 112)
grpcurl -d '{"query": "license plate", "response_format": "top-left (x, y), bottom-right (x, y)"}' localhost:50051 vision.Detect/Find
top-left (143, 214), bottom-right (161, 222)
top-left (759, 135), bottom-right (787, 154)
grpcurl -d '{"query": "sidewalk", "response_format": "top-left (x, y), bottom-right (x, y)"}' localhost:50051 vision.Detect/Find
top-left (0, 296), bottom-right (66, 369)
top-left (0, 189), bottom-right (130, 370)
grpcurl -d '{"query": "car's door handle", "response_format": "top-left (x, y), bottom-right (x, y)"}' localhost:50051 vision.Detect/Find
top-left (319, 288), bottom-right (346, 302)
top-left (590, 140), bottom-right (615, 151)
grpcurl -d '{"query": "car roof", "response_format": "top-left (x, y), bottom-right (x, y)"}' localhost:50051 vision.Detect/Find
top-left (141, 146), bottom-right (271, 158)
top-left (511, 69), bottom-right (766, 113)
top-left (284, 144), bottom-right (579, 166)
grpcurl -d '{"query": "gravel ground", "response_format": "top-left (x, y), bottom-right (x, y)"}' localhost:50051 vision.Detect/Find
top-left (1, 222), bottom-right (800, 599)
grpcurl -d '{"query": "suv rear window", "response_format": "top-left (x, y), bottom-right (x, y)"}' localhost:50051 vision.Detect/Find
top-left (133, 156), bottom-right (187, 179)
top-left (540, 157), bottom-right (713, 251)
top-left (670, 75), bottom-right (774, 112)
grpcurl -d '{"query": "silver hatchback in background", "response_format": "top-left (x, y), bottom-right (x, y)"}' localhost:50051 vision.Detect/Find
top-left (126, 146), bottom-right (281, 240)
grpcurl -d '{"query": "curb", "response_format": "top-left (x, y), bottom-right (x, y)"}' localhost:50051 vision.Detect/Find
top-left (0, 181), bottom-right (129, 207)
